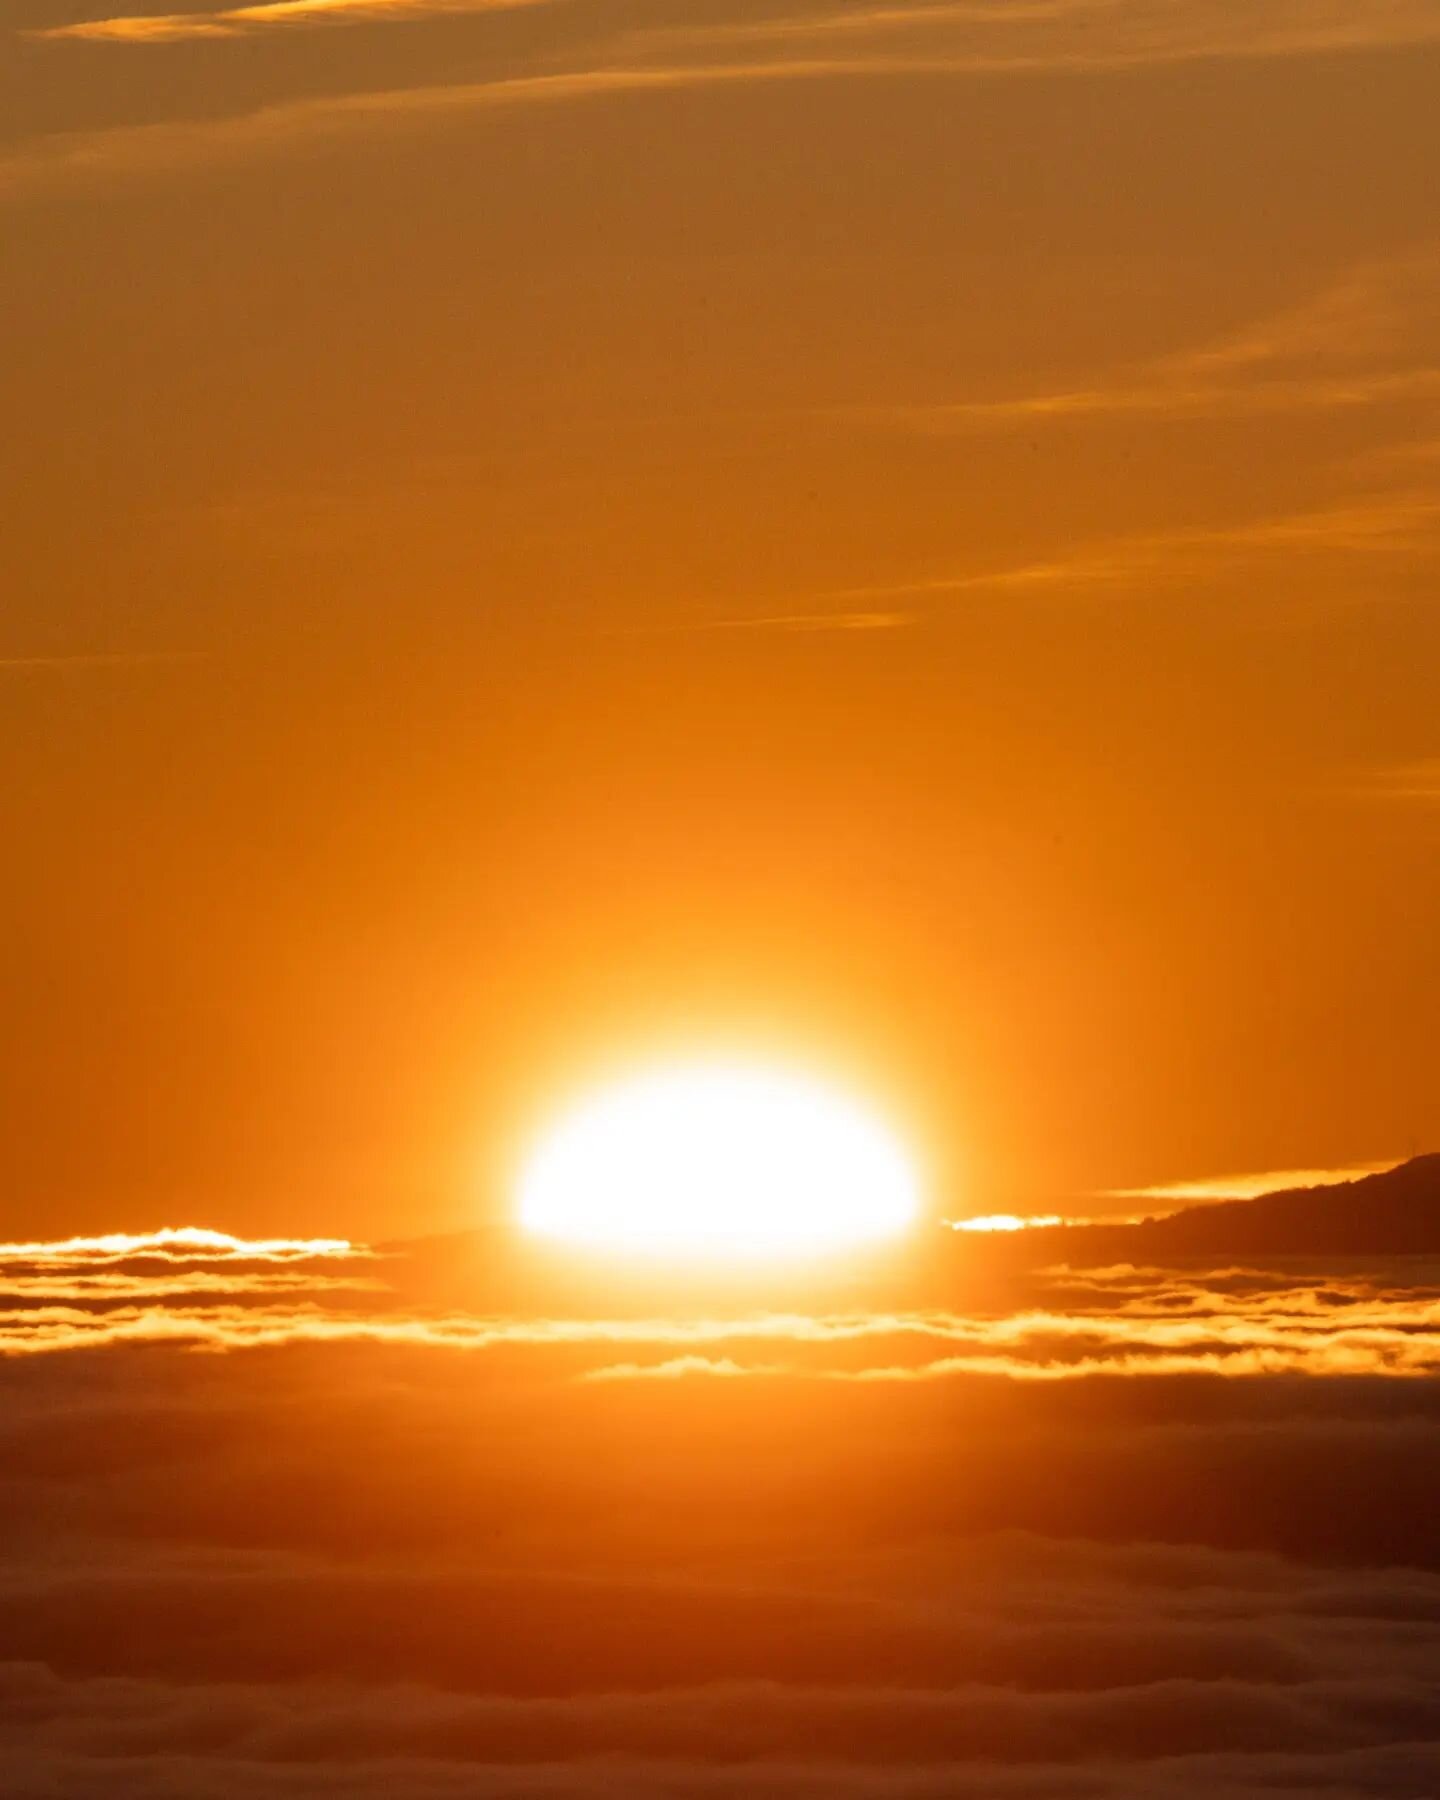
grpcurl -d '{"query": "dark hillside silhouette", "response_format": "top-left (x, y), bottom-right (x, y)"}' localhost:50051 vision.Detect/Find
top-left (1018, 1155), bottom-right (1440, 1263)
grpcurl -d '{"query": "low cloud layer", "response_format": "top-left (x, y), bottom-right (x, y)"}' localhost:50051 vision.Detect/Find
top-left (2, 1231), bottom-right (1438, 1380)
top-left (0, 1229), bottom-right (1435, 1793)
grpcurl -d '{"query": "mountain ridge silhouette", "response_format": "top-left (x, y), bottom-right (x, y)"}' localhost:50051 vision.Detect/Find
top-left (1035, 1154), bottom-right (1440, 1259)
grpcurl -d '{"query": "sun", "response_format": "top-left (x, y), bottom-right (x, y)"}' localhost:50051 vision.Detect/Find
top-left (516, 1061), bottom-right (922, 1260)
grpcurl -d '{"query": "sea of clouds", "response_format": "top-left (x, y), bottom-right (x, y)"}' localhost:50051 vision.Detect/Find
top-left (0, 1230), bottom-right (1437, 1796)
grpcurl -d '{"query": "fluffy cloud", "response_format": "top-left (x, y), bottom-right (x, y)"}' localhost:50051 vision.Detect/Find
top-left (1, 1547), bottom-right (1439, 1795)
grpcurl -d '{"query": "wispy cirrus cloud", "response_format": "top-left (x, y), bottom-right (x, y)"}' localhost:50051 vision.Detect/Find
top-left (819, 250), bottom-right (1440, 606)
top-left (1177, 252), bottom-right (1440, 376)
top-left (865, 250), bottom-right (1440, 436)
top-left (607, 608), bottom-right (916, 638)
top-left (32, 0), bottom-right (545, 45)
top-left (35, 0), bottom-right (1440, 57)
top-left (13, 0), bottom-right (1440, 193)
top-left (0, 651), bottom-right (206, 671)
top-left (823, 490), bottom-right (1440, 603)
top-left (877, 368), bottom-right (1440, 431)
top-left (0, 62), bottom-right (937, 199)
top-left (632, 0), bottom-right (1440, 70)
top-left (1358, 759), bottom-right (1440, 803)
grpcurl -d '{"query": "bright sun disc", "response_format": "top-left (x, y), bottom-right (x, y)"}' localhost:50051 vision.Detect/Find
top-left (517, 1063), bottom-right (922, 1260)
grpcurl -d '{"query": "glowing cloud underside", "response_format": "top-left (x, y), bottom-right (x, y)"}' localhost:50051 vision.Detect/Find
top-left (517, 1064), bottom-right (922, 1259)
top-left (0, 1227), bottom-right (362, 1264)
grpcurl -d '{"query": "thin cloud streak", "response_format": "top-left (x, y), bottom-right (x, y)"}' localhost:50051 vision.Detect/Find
top-left (643, 0), bottom-right (1126, 52)
top-left (1111, 1163), bottom-right (1403, 1204)
top-left (1175, 253), bottom-right (1440, 375)
top-left (0, 62), bottom-right (973, 199)
top-left (825, 491), bottom-right (1440, 603)
top-left (585, 1355), bottom-right (779, 1380)
top-left (0, 651), bottom-right (207, 671)
top-left (33, 0), bottom-right (547, 45)
top-left (12, 0), bottom-right (1440, 194)
top-left (0, 1271), bottom-right (384, 1299)
top-left (1358, 759), bottom-right (1440, 803)
top-left (878, 369), bottom-right (1440, 431)
top-left (0, 1226), bottom-right (365, 1262)
top-left (606, 609), bottom-right (915, 638)
top-left (36, 0), bottom-right (1440, 59)
top-left (635, 0), bottom-right (1440, 69)
top-left (856, 249), bottom-right (1440, 438)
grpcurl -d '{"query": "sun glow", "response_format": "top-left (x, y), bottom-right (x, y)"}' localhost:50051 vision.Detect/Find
top-left (517, 1063), bottom-right (922, 1260)
top-left (949, 1213), bottom-right (1066, 1233)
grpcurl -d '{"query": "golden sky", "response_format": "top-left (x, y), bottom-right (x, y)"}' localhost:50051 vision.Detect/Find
top-left (5, 0), bottom-right (1440, 1236)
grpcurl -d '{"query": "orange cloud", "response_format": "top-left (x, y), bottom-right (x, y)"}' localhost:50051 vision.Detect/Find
top-left (1, 1261), bottom-right (1437, 1380)
top-left (0, 1226), bottom-right (367, 1263)
top-left (35, 0), bottom-right (545, 43)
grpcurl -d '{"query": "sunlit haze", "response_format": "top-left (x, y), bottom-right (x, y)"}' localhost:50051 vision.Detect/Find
top-left (517, 1063), bottom-right (922, 1259)
top-left (949, 1213), bottom-right (1066, 1233)
top-left (5, 2), bottom-right (1440, 1792)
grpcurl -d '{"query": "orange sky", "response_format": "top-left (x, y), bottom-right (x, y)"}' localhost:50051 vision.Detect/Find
top-left (4, 0), bottom-right (1440, 1237)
